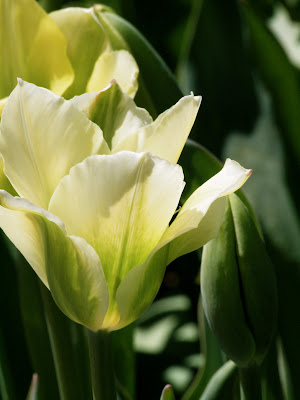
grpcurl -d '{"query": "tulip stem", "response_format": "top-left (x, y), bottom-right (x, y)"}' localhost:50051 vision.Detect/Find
top-left (87, 329), bottom-right (117, 400)
top-left (39, 282), bottom-right (84, 400)
top-left (239, 365), bottom-right (262, 400)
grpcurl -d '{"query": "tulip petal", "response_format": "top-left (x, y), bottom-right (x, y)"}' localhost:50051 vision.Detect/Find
top-left (0, 190), bottom-right (109, 331)
top-left (0, 0), bottom-right (73, 98)
top-left (0, 80), bottom-right (108, 209)
top-left (162, 159), bottom-right (252, 263)
top-left (87, 50), bottom-right (139, 97)
top-left (50, 7), bottom-right (110, 98)
top-left (71, 81), bottom-right (152, 150)
top-left (115, 244), bottom-right (169, 329)
top-left (114, 202), bottom-right (223, 329)
top-left (49, 151), bottom-right (185, 327)
top-left (115, 95), bottom-right (201, 163)
top-left (115, 159), bottom-right (251, 328)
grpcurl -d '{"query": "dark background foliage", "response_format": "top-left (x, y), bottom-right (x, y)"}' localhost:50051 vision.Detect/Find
top-left (2, 0), bottom-right (300, 398)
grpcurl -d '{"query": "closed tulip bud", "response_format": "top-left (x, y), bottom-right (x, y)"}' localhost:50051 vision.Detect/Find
top-left (201, 193), bottom-right (277, 367)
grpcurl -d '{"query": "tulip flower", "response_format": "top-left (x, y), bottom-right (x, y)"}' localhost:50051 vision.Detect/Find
top-left (0, 0), bottom-right (139, 196)
top-left (0, 0), bottom-right (138, 106)
top-left (0, 80), bottom-right (251, 331)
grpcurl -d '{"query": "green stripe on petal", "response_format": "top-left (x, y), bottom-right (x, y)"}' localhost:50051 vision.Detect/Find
top-left (70, 81), bottom-right (152, 151)
top-left (115, 244), bottom-right (169, 330)
top-left (49, 151), bottom-right (185, 327)
top-left (87, 50), bottom-right (139, 97)
top-left (114, 94), bottom-right (201, 163)
top-left (114, 159), bottom-right (251, 328)
top-left (0, 190), bottom-right (109, 331)
top-left (0, 0), bottom-right (73, 99)
top-left (0, 80), bottom-right (108, 209)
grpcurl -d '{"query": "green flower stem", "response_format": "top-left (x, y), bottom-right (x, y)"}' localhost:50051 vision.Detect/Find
top-left (239, 365), bottom-right (262, 400)
top-left (39, 282), bottom-right (83, 400)
top-left (87, 329), bottom-right (117, 400)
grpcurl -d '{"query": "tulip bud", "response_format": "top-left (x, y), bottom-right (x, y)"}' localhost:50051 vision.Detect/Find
top-left (160, 385), bottom-right (176, 400)
top-left (201, 194), bottom-right (277, 367)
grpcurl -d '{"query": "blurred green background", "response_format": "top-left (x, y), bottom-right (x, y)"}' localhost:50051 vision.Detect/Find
top-left (3, 0), bottom-right (300, 398)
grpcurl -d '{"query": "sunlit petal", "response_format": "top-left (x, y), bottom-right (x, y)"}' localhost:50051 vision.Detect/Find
top-left (163, 159), bottom-right (252, 262)
top-left (50, 7), bottom-right (110, 98)
top-left (115, 94), bottom-right (201, 162)
top-left (71, 81), bottom-right (152, 150)
top-left (0, 0), bottom-right (73, 98)
top-left (49, 151), bottom-right (184, 327)
top-left (0, 80), bottom-right (107, 208)
top-left (87, 50), bottom-right (139, 97)
top-left (0, 190), bottom-right (109, 331)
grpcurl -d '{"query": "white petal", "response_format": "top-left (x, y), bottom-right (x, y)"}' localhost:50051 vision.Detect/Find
top-left (0, 80), bottom-right (108, 209)
top-left (49, 151), bottom-right (184, 327)
top-left (115, 94), bottom-right (201, 163)
top-left (87, 50), bottom-right (139, 97)
top-left (162, 159), bottom-right (252, 262)
top-left (0, 190), bottom-right (109, 331)
top-left (70, 81), bottom-right (152, 151)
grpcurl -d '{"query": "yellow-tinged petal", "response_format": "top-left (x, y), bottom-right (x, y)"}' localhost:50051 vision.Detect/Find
top-left (0, 0), bottom-right (73, 98)
top-left (70, 81), bottom-right (152, 150)
top-left (0, 97), bottom-right (7, 116)
top-left (0, 190), bottom-right (109, 331)
top-left (50, 7), bottom-right (110, 99)
top-left (0, 80), bottom-right (108, 209)
top-left (114, 94), bottom-right (201, 162)
top-left (49, 151), bottom-right (185, 327)
top-left (87, 50), bottom-right (139, 97)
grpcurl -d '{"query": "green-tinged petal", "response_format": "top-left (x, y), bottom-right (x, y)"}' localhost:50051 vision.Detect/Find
top-left (87, 50), bottom-right (139, 97)
top-left (162, 158), bottom-right (252, 263)
top-left (0, 158), bottom-right (16, 195)
top-left (0, 190), bottom-right (63, 287)
top-left (115, 244), bottom-right (169, 330)
top-left (0, 190), bottom-right (109, 331)
top-left (114, 159), bottom-right (251, 329)
top-left (114, 95), bottom-right (201, 163)
top-left (50, 7), bottom-right (110, 99)
top-left (49, 151), bottom-right (185, 328)
top-left (0, 0), bottom-right (73, 98)
top-left (0, 80), bottom-right (108, 209)
top-left (70, 81), bottom-right (152, 150)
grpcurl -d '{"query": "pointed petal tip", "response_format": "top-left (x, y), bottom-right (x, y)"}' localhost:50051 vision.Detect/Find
top-left (17, 77), bottom-right (25, 86)
top-left (223, 158), bottom-right (252, 189)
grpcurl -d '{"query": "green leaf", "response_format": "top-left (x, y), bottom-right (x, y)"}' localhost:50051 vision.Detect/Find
top-left (17, 258), bottom-right (60, 400)
top-left (242, 2), bottom-right (300, 172)
top-left (200, 361), bottom-right (238, 400)
top-left (182, 304), bottom-right (224, 400)
top-left (0, 328), bottom-right (17, 400)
